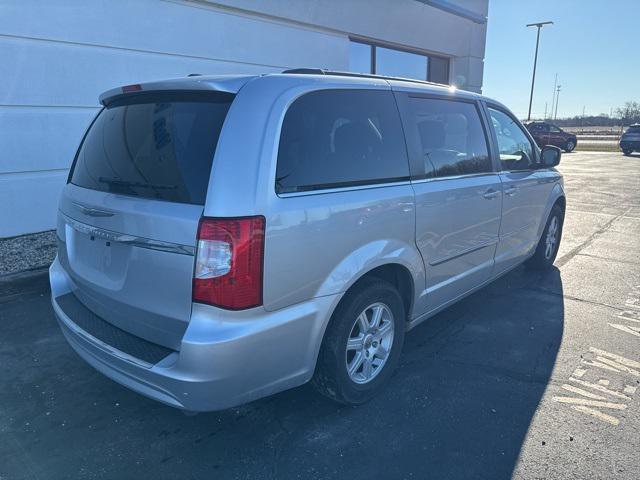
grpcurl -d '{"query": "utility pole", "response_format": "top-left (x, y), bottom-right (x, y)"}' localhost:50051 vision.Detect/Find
top-left (610, 107), bottom-right (615, 133)
top-left (526, 21), bottom-right (553, 122)
top-left (544, 102), bottom-right (548, 119)
top-left (550, 73), bottom-right (558, 118)
top-left (554, 85), bottom-right (561, 120)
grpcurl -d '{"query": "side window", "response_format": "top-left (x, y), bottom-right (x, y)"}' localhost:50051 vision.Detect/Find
top-left (408, 97), bottom-right (492, 178)
top-left (276, 90), bottom-right (409, 193)
top-left (548, 125), bottom-right (562, 133)
top-left (488, 108), bottom-right (536, 171)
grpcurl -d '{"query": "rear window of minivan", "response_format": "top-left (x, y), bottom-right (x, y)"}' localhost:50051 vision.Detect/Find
top-left (69, 91), bottom-right (234, 205)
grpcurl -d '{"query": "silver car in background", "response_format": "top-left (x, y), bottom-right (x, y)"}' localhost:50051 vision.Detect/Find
top-left (50, 70), bottom-right (565, 411)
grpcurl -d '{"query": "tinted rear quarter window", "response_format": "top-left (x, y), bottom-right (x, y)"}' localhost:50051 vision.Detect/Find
top-left (276, 89), bottom-right (409, 193)
top-left (407, 97), bottom-right (491, 178)
top-left (70, 91), bottom-right (234, 205)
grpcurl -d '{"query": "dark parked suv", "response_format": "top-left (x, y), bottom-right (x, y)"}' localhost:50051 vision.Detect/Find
top-left (620, 124), bottom-right (640, 155)
top-left (525, 121), bottom-right (577, 152)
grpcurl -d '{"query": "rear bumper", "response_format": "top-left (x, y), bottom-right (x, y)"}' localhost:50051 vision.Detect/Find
top-left (50, 257), bottom-right (340, 411)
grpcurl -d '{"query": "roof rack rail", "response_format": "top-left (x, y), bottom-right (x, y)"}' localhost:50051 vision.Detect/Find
top-left (281, 68), bottom-right (448, 88)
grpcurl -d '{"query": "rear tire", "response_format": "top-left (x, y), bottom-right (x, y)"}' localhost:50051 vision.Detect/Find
top-left (312, 278), bottom-right (405, 405)
top-left (526, 204), bottom-right (564, 270)
top-left (623, 149), bottom-right (632, 156)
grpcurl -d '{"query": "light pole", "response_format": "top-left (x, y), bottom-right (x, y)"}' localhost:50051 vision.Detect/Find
top-left (550, 73), bottom-right (558, 118)
top-left (554, 85), bottom-right (561, 120)
top-left (526, 21), bottom-right (553, 121)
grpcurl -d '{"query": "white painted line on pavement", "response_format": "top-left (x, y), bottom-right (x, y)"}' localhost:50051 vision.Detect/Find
top-left (570, 406), bottom-right (620, 426)
top-left (561, 384), bottom-right (607, 400)
top-left (590, 347), bottom-right (640, 368)
top-left (569, 378), bottom-right (631, 400)
top-left (573, 367), bottom-right (587, 378)
top-left (608, 323), bottom-right (640, 337)
top-left (594, 356), bottom-right (640, 377)
top-left (552, 397), bottom-right (627, 410)
top-left (581, 360), bottom-right (621, 373)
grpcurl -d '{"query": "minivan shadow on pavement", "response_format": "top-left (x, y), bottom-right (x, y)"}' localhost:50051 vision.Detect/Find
top-left (0, 267), bottom-right (563, 480)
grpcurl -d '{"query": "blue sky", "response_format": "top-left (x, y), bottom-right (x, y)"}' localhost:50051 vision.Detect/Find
top-left (483, 0), bottom-right (639, 119)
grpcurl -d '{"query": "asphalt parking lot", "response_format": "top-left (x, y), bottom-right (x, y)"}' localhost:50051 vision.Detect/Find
top-left (1, 151), bottom-right (639, 480)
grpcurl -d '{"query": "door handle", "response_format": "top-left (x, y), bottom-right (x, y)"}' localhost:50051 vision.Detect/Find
top-left (504, 186), bottom-right (517, 196)
top-left (482, 188), bottom-right (500, 200)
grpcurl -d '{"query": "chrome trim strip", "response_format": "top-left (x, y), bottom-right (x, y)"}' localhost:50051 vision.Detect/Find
top-left (411, 172), bottom-right (498, 184)
top-left (277, 180), bottom-right (412, 198)
top-left (61, 213), bottom-right (195, 256)
top-left (428, 241), bottom-right (497, 266)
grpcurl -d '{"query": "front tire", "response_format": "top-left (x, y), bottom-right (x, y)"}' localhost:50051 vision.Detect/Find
top-left (526, 204), bottom-right (564, 270)
top-left (564, 140), bottom-right (576, 152)
top-left (312, 278), bottom-right (406, 405)
top-left (623, 149), bottom-right (632, 156)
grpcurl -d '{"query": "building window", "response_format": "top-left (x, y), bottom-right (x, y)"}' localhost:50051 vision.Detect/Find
top-left (376, 46), bottom-right (428, 80)
top-left (348, 41), bottom-right (372, 75)
top-left (428, 56), bottom-right (450, 85)
top-left (348, 40), bottom-right (450, 85)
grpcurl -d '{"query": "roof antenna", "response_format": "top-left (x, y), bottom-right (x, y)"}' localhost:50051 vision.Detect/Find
top-left (187, 73), bottom-right (202, 77)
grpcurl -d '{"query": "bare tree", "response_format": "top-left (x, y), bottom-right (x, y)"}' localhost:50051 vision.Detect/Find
top-left (616, 101), bottom-right (640, 125)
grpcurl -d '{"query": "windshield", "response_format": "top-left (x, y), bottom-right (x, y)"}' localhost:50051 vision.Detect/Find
top-left (69, 91), bottom-right (234, 205)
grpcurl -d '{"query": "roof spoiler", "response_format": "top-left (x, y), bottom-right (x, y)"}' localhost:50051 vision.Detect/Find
top-left (98, 76), bottom-right (253, 106)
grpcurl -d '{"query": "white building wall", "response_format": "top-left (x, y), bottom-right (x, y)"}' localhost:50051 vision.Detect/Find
top-left (0, 0), bottom-right (487, 238)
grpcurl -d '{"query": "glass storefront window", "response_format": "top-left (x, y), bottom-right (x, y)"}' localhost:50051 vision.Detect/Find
top-left (428, 55), bottom-right (450, 84)
top-left (349, 41), bottom-right (372, 74)
top-left (375, 46), bottom-right (428, 80)
top-left (347, 40), bottom-right (450, 85)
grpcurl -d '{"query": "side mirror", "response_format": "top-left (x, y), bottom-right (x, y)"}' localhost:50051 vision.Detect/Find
top-left (541, 145), bottom-right (561, 168)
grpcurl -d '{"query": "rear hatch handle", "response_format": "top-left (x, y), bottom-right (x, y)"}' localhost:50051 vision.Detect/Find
top-left (73, 202), bottom-right (115, 217)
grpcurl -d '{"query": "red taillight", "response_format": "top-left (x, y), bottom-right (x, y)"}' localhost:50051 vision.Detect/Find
top-left (193, 216), bottom-right (265, 310)
top-left (122, 84), bottom-right (142, 93)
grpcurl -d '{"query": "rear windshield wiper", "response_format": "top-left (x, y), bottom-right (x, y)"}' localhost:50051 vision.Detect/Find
top-left (98, 177), bottom-right (177, 190)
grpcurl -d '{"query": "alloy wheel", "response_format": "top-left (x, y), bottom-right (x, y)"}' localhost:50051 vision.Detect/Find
top-left (545, 215), bottom-right (559, 259)
top-left (345, 302), bottom-right (395, 384)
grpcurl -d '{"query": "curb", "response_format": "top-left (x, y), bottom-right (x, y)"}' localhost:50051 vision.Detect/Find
top-left (0, 267), bottom-right (50, 300)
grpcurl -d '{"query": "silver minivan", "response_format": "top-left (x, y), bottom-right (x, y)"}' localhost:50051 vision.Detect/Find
top-left (50, 70), bottom-right (565, 411)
